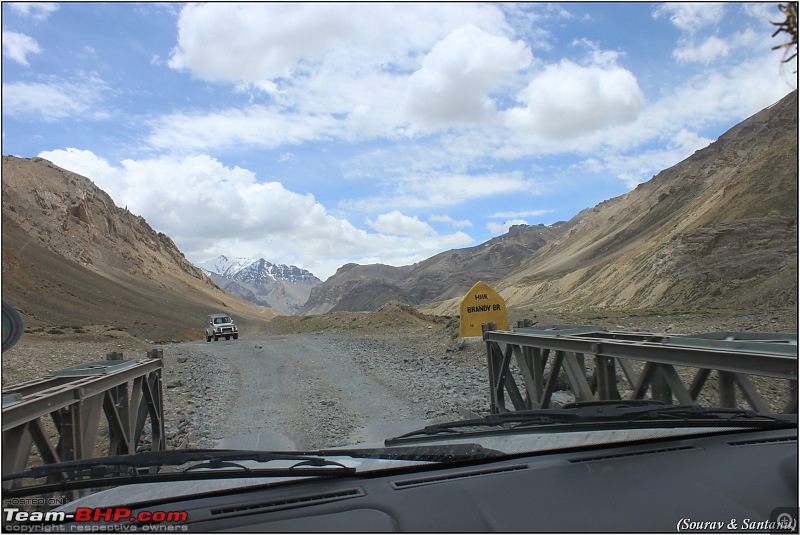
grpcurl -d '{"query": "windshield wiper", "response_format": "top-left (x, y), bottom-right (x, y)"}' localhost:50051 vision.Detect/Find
top-left (316, 442), bottom-right (504, 462)
top-left (2, 444), bottom-right (505, 499)
top-left (2, 449), bottom-right (356, 498)
top-left (386, 401), bottom-right (797, 445)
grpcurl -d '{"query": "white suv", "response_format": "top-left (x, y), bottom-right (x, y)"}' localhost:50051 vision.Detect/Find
top-left (205, 313), bottom-right (239, 342)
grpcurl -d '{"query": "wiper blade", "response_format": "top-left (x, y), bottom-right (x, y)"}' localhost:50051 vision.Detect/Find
top-left (316, 442), bottom-right (505, 462)
top-left (386, 401), bottom-right (797, 445)
top-left (3, 449), bottom-right (355, 498)
top-left (510, 401), bottom-right (796, 427)
top-left (541, 400), bottom-right (796, 426)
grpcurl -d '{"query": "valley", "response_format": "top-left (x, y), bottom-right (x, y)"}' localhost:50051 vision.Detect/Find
top-left (198, 255), bottom-right (321, 315)
top-left (1, 93), bottom-right (796, 439)
top-left (3, 303), bottom-right (795, 451)
top-left (2, 93), bottom-right (796, 343)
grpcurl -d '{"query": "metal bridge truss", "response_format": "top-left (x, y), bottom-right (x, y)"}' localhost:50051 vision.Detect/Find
top-left (2, 352), bottom-right (165, 489)
top-left (482, 322), bottom-right (797, 414)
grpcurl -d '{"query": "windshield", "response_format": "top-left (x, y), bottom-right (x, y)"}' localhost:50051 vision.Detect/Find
top-left (1, 2), bottom-right (797, 531)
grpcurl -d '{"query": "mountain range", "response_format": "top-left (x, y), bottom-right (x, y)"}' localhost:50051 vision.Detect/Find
top-left (427, 90), bottom-right (798, 315)
top-left (1, 91), bottom-right (795, 341)
top-left (197, 256), bottom-right (321, 315)
top-left (1, 156), bottom-right (275, 341)
top-left (299, 220), bottom-right (576, 314)
top-left (307, 90), bottom-right (798, 316)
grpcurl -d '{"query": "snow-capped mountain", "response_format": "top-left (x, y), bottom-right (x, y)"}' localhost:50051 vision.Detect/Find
top-left (197, 255), bottom-right (255, 279)
top-left (233, 258), bottom-right (320, 285)
top-left (197, 255), bottom-right (321, 314)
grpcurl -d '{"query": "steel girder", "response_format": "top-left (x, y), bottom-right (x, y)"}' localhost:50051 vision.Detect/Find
top-left (482, 323), bottom-right (797, 414)
top-left (2, 355), bottom-right (165, 493)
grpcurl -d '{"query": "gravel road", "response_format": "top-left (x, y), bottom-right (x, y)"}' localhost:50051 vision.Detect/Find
top-left (162, 333), bottom-right (488, 450)
top-left (5, 306), bottom-right (795, 455)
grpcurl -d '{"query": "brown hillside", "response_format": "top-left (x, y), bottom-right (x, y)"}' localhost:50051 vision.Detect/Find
top-left (2, 156), bottom-right (276, 341)
top-left (423, 91), bottom-right (797, 316)
top-left (300, 263), bottom-right (413, 315)
top-left (301, 222), bottom-right (574, 314)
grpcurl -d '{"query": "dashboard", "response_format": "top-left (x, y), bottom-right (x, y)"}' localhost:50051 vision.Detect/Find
top-left (63, 427), bottom-right (797, 532)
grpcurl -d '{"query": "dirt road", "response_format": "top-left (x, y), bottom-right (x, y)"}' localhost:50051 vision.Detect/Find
top-left (164, 332), bottom-right (487, 450)
top-left (213, 334), bottom-right (429, 449)
top-left (5, 305), bottom-right (795, 452)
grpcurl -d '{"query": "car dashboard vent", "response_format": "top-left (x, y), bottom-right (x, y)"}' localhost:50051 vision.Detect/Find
top-left (391, 464), bottom-right (528, 490)
top-left (210, 488), bottom-right (365, 517)
top-left (568, 445), bottom-right (699, 464)
top-left (727, 436), bottom-right (797, 447)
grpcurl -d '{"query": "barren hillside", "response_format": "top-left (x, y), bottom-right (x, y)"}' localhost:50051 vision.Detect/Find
top-left (2, 90), bottom-right (795, 341)
top-left (1, 156), bottom-right (276, 341)
top-left (423, 91), bottom-right (798, 316)
top-left (301, 222), bottom-right (574, 314)
top-left (300, 263), bottom-right (413, 315)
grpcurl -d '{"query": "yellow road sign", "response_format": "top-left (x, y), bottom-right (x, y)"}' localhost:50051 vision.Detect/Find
top-left (459, 281), bottom-right (509, 337)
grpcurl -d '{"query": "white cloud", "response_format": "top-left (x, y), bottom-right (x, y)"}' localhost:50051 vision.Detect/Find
top-left (2, 31), bottom-right (42, 66)
top-left (9, 3), bottom-right (59, 21)
top-left (36, 148), bottom-right (119, 185)
top-left (653, 3), bottom-right (731, 69)
top-left (673, 36), bottom-right (730, 63)
top-left (504, 59), bottom-right (644, 138)
top-left (487, 219), bottom-right (527, 234)
top-left (672, 129), bottom-right (714, 153)
top-left (155, 3), bottom-right (781, 176)
top-left (402, 25), bottom-right (531, 129)
top-left (2, 74), bottom-right (109, 121)
top-left (743, 2), bottom-right (778, 22)
top-left (168, 4), bottom-right (512, 84)
top-left (608, 129), bottom-right (714, 189)
top-left (157, 3), bottom-right (528, 147)
top-left (653, 3), bottom-right (725, 34)
top-left (36, 149), bottom-right (475, 279)
top-left (429, 214), bottom-right (473, 228)
top-left (490, 209), bottom-right (551, 219)
top-left (496, 34), bottom-right (793, 181)
top-left (343, 170), bottom-right (539, 212)
top-left (145, 105), bottom-right (339, 152)
top-left (434, 170), bottom-right (516, 195)
top-left (500, 3), bottom-right (573, 53)
top-left (150, 1), bottom-right (779, 171)
top-left (590, 141), bottom-right (713, 190)
top-left (367, 211), bottom-right (434, 236)
top-left (572, 121), bottom-right (717, 189)
top-left (648, 56), bottom-right (793, 130)
top-left (11, 3), bottom-right (796, 282)
top-left (168, 4), bottom-right (352, 82)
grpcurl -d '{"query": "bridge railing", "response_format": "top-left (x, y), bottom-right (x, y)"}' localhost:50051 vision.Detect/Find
top-left (2, 351), bottom-right (165, 495)
top-left (482, 322), bottom-right (798, 414)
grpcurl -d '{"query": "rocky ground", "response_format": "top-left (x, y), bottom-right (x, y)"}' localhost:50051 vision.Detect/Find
top-left (2, 303), bottom-right (796, 460)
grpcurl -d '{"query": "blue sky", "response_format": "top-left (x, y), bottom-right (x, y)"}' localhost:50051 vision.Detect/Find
top-left (2, 3), bottom-right (796, 280)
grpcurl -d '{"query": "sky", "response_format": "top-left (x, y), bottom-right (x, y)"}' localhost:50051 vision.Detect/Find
top-left (2, 2), bottom-right (796, 281)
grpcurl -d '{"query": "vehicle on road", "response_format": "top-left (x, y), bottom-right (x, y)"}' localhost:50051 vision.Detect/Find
top-left (205, 313), bottom-right (239, 342)
top-left (3, 400), bottom-right (797, 532)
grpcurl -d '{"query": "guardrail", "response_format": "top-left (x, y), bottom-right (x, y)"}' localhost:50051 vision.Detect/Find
top-left (2, 351), bottom-right (165, 489)
top-left (482, 322), bottom-right (798, 414)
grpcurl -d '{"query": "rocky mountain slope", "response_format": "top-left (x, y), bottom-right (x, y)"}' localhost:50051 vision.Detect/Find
top-left (2, 90), bottom-right (794, 342)
top-left (1, 156), bottom-right (276, 341)
top-left (313, 92), bottom-right (797, 319)
top-left (424, 90), bottom-right (798, 316)
top-left (300, 221), bottom-right (575, 314)
top-left (197, 255), bottom-right (321, 315)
